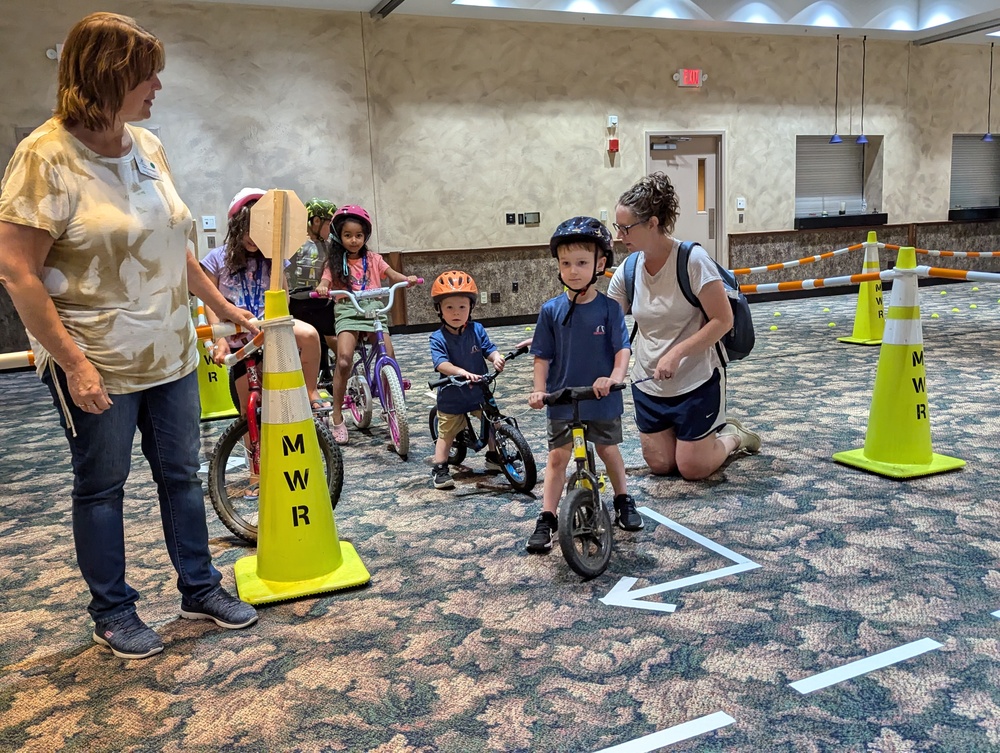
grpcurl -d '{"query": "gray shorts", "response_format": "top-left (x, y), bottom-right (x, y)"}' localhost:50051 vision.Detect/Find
top-left (546, 416), bottom-right (623, 450)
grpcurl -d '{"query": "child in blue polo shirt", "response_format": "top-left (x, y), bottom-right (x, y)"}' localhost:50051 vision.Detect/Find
top-left (526, 216), bottom-right (641, 554)
top-left (428, 270), bottom-right (506, 489)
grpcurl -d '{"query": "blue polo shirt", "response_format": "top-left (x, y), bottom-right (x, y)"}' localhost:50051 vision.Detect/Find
top-left (531, 292), bottom-right (630, 422)
top-left (429, 322), bottom-right (497, 414)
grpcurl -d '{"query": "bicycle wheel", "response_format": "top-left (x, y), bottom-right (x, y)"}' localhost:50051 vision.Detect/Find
top-left (208, 416), bottom-right (344, 544)
top-left (493, 423), bottom-right (537, 493)
top-left (380, 363), bottom-right (409, 458)
top-left (558, 487), bottom-right (613, 580)
top-left (428, 408), bottom-right (467, 465)
top-left (345, 371), bottom-right (373, 429)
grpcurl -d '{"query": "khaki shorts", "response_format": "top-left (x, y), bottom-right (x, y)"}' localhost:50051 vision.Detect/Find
top-left (436, 409), bottom-right (482, 443)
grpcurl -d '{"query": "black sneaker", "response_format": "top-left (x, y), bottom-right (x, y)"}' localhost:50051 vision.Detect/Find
top-left (92, 611), bottom-right (164, 659)
top-left (483, 451), bottom-right (503, 472)
top-left (613, 494), bottom-right (644, 531)
top-left (180, 586), bottom-right (258, 629)
top-left (431, 462), bottom-right (454, 489)
top-left (526, 511), bottom-right (558, 553)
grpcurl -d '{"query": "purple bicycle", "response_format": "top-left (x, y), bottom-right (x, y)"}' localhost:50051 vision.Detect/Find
top-left (313, 278), bottom-right (422, 458)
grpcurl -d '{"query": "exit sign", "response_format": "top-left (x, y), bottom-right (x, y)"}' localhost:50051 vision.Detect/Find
top-left (673, 68), bottom-right (706, 88)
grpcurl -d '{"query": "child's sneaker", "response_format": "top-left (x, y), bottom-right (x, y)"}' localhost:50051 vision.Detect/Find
top-left (525, 511), bottom-right (558, 553)
top-left (331, 421), bottom-right (349, 446)
top-left (613, 494), bottom-right (644, 531)
top-left (719, 418), bottom-right (761, 454)
top-left (431, 462), bottom-right (454, 489)
top-left (484, 451), bottom-right (503, 471)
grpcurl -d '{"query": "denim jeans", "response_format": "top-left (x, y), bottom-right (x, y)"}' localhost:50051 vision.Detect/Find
top-left (43, 366), bottom-right (221, 623)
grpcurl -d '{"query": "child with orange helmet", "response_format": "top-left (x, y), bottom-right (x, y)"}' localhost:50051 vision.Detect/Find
top-left (316, 205), bottom-right (418, 445)
top-left (428, 270), bottom-right (506, 489)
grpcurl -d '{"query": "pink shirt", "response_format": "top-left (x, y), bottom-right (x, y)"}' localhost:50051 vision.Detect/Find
top-left (322, 251), bottom-right (390, 291)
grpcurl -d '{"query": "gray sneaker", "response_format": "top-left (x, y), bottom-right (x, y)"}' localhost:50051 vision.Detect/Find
top-left (180, 586), bottom-right (258, 629)
top-left (92, 611), bottom-right (164, 660)
top-left (720, 418), bottom-right (761, 454)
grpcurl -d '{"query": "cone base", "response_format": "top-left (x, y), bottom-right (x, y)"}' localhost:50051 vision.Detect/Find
top-left (233, 542), bottom-right (371, 605)
top-left (836, 336), bottom-right (882, 346)
top-left (200, 407), bottom-right (240, 421)
top-left (832, 448), bottom-right (965, 479)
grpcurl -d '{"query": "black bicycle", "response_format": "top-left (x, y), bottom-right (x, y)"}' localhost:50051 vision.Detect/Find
top-left (427, 346), bottom-right (537, 493)
top-left (542, 383), bottom-right (626, 579)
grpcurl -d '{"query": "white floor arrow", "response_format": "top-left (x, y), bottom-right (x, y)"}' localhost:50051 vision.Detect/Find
top-left (600, 506), bottom-right (761, 613)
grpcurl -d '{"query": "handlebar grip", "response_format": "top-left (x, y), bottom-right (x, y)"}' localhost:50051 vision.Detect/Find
top-left (428, 377), bottom-right (449, 389)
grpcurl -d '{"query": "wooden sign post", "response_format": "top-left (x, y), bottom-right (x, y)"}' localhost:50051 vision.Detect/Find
top-left (249, 189), bottom-right (308, 290)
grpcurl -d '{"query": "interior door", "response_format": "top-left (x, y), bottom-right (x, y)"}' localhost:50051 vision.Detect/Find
top-left (646, 135), bottom-right (721, 262)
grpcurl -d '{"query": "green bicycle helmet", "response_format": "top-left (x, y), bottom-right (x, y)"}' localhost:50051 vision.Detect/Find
top-left (306, 198), bottom-right (337, 221)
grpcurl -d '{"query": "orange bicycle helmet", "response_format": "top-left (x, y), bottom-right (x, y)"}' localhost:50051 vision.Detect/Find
top-left (431, 270), bottom-right (479, 307)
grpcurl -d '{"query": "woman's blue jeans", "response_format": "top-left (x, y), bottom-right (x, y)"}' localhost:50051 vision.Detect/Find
top-left (43, 366), bottom-right (221, 623)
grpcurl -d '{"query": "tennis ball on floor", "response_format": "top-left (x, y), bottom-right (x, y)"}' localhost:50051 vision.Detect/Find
top-left (828, 322), bottom-right (836, 327)
top-left (524, 327), bottom-right (532, 331)
top-left (970, 304), bottom-right (978, 309)
top-left (931, 313), bottom-right (940, 319)
top-left (952, 307), bottom-right (960, 312)
top-left (822, 307), bottom-right (830, 313)
top-left (773, 312), bottom-right (781, 317)
top-left (940, 290), bottom-right (948, 295)
top-left (770, 325), bottom-right (778, 331)
top-left (972, 287), bottom-right (980, 291)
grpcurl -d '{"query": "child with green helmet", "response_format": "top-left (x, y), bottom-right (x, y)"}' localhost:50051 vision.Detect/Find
top-left (289, 198), bottom-right (338, 386)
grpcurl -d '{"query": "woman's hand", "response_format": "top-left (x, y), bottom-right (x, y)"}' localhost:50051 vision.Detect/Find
top-left (65, 359), bottom-right (112, 413)
top-left (654, 350), bottom-right (682, 380)
top-left (212, 337), bottom-right (231, 366)
top-left (528, 391), bottom-right (547, 410)
top-left (221, 304), bottom-right (259, 336)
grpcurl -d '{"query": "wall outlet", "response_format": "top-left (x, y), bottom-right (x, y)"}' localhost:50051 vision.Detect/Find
top-left (599, 209), bottom-right (608, 221)
top-left (517, 213), bottom-right (525, 225)
top-left (201, 215), bottom-right (217, 231)
top-left (490, 292), bottom-right (501, 303)
top-left (505, 212), bottom-right (516, 225)
top-left (207, 235), bottom-right (216, 247)
top-left (512, 281), bottom-right (519, 293)
top-left (479, 291), bottom-right (489, 306)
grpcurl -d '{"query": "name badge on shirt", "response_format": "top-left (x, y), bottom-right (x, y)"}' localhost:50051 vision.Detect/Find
top-left (135, 155), bottom-right (162, 180)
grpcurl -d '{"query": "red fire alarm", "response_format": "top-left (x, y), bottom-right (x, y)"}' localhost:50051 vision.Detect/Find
top-left (608, 138), bottom-right (620, 153)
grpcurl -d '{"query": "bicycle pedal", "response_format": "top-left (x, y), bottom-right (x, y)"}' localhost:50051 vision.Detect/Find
top-left (402, 379), bottom-right (412, 391)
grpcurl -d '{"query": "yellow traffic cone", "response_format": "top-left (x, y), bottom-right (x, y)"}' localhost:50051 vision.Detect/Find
top-left (234, 290), bottom-right (369, 604)
top-left (838, 231), bottom-right (885, 345)
top-left (833, 246), bottom-right (964, 478)
top-left (196, 339), bottom-right (239, 420)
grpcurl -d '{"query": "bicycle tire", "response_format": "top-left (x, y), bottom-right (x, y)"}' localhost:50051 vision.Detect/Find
top-left (558, 487), bottom-right (613, 580)
top-left (207, 415), bottom-right (344, 544)
top-left (380, 363), bottom-right (409, 458)
top-left (428, 408), bottom-right (467, 465)
top-left (346, 372), bottom-right (373, 429)
top-left (493, 423), bottom-right (537, 493)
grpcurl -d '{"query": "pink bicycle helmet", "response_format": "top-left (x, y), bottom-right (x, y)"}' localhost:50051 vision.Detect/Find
top-left (333, 204), bottom-right (372, 240)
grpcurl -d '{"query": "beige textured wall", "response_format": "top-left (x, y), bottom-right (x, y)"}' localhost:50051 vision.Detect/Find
top-left (0, 0), bottom-right (992, 252)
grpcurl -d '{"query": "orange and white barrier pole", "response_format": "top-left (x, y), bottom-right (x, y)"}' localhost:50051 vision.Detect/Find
top-left (731, 243), bottom-right (864, 276)
top-left (739, 270), bottom-right (889, 295)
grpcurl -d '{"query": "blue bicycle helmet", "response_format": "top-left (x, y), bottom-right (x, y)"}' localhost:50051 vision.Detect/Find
top-left (549, 216), bottom-right (614, 268)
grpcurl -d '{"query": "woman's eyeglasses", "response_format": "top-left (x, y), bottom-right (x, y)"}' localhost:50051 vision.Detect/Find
top-left (613, 219), bottom-right (645, 235)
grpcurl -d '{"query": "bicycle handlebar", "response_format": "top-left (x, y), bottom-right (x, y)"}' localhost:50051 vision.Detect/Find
top-left (310, 279), bottom-right (424, 318)
top-left (427, 345), bottom-right (530, 390)
top-left (222, 330), bottom-right (266, 367)
top-left (542, 382), bottom-right (626, 407)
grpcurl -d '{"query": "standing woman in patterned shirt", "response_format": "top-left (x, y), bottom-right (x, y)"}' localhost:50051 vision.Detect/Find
top-left (0, 12), bottom-right (259, 660)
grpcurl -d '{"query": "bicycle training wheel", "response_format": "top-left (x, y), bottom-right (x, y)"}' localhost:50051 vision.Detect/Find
top-left (380, 364), bottom-right (409, 458)
top-left (428, 408), bottom-right (467, 465)
top-left (558, 487), bottom-right (613, 580)
top-left (494, 423), bottom-right (537, 493)
top-left (207, 416), bottom-right (344, 544)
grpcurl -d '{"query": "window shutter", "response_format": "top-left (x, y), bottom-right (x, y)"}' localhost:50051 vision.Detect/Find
top-left (950, 135), bottom-right (1000, 209)
top-left (795, 136), bottom-right (864, 217)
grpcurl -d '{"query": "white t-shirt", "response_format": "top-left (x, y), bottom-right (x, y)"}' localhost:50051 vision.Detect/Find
top-left (0, 118), bottom-right (198, 393)
top-left (607, 242), bottom-right (723, 397)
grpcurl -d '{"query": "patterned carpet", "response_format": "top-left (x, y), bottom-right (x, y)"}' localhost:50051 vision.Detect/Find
top-left (2, 282), bottom-right (1000, 752)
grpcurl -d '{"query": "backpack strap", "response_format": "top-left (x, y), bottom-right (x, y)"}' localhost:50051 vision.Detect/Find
top-left (675, 240), bottom-right (727, 367)
top-left (622, 251), bottom-right (640, 344)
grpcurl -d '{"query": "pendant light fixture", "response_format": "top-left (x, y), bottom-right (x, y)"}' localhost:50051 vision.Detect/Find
top-left (985, 43), bottom-right (995, 143)
top-left (831, 34), bottom-right (842, 144)
top-left (857, 36), bottom-right (869, 145)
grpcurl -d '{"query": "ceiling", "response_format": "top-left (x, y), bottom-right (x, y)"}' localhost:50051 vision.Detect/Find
top-left (200, 0), bottom-right (1000, 44)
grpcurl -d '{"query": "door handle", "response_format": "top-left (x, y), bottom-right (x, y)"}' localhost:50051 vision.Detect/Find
top-left (708, 208), bottom-right (716, 240)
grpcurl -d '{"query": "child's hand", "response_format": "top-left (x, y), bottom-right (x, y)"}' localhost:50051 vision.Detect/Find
top-left (492, 355), bottom-right (505, 373)
top-left (406, 275), bottom-right (419, 285)
top-left (212, 337), bottom-right (231, 365)
top-left (462, 370), bottom-right (482, 383)
top-left (315, 282), bottom-right (329, 297)
top-left (592, 376), bottom-right (616, 398)
top-left (529, 391), bottom-right (546, 410)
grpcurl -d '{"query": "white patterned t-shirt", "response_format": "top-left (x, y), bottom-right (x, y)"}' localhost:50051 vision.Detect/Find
top-left (0, 118), bottom-right (198, 393)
